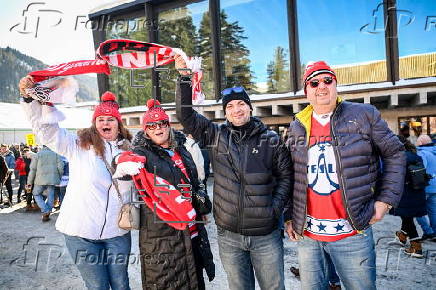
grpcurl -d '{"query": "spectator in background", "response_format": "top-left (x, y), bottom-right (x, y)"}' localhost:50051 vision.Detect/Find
top-left (27, 145), bottom-right (64, 221)
top-left (10, 145), bottom-right (21, 181)
top-left (22, 148), bottom-right (36, 211)
top-left (185, 134), bottom-right (205, 183)
top-left (1, 144), bottom-right (16, 206)
top-left (54, 156), bottom-right (69, 209)
top-left (0, 155), bottom-right (8, 205)
top-left (415, 134), bottom-right (436, 241)
top-left (15, 156), bottom-right (27, 203)
top-left (389, 136), bottom-right (427, 258)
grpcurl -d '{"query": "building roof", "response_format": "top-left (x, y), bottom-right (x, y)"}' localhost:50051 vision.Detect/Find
top-left (0, 102), bottom-right (94, 129)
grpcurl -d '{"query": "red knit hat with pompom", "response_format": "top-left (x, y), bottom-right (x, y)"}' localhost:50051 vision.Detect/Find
top-left (302, 61), bottom-right (337, 93)
top-left (92, 91), bottom-right (122, 123)
top-left (142, 99), bottom-right (169, 129)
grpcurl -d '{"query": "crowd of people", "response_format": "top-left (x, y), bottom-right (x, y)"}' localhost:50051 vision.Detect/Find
top-left (3, 59), bottom-right (433, 290)
top-left (0, 143), bottom-right (69, 213)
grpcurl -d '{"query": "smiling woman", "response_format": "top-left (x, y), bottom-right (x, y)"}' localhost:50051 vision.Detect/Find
top-left (18, 75), bottom-right (136, 289)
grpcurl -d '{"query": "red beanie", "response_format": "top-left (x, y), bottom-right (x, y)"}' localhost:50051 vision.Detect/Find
top-left (142, 99), bottom-right (169, 129)
top-left (92, 91), bottom-right (122, 123)
top-left (302, 61), bottom-right (337, 93)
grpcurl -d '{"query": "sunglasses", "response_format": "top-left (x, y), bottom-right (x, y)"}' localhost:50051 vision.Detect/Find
top-left (307, 76), bottom-right (334, 88)
top-left (221, 86), bottom-right (246, 96)
top-left (145, 120), bottom-right (170, 130)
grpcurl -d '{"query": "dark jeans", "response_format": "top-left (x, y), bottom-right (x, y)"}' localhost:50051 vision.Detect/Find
top-left (3, 175), bottom-right (13, 203)
top-left (54, 186), bottom-right (66, 206)
top-left (17, 175), bottom-right (27, 200)
top-left (401, 216), bottom-right (419, 239)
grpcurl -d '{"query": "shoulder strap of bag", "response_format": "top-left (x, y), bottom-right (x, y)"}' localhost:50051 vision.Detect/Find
top-left (101, 156), bottom-right (123, 204)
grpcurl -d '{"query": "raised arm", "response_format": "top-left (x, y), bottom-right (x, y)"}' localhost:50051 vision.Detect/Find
top-left (19, 76), bottom-right (79, 160)
top-left (174, 54), bottom-right (219, 148)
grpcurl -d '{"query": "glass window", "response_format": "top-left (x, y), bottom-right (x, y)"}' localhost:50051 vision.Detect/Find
top-left (297, 0), bottom-right (387, 86)
top-left (397, 0), bottom-right (436, 79)
top-left (105, 14), bottom-right (153, 107)
top-left (157, 1), bottom-right (213, 102)
top-left (221, 0), bottom-right (290, 94)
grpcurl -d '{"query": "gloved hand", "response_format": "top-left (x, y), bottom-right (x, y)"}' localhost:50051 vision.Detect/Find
top-left (18, 75), bottom-right (35, 103)
top-left (113, 151), bottom-right (146, 179)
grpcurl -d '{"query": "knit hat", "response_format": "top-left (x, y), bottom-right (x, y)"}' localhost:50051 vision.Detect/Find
top-left (142, 99), bottom-right (169, 128)
top-left (221, 87), bottom-right (252, 112)
top-left (303, 61), bottom-right (337, 93)
top-left (92, 91), bottom-right (122, 123)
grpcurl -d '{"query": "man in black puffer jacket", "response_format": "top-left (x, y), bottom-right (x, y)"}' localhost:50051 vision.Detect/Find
top-left (284, 61), bottom-right (406, 289)
top-left (175, 55), bottom-right (292, 290)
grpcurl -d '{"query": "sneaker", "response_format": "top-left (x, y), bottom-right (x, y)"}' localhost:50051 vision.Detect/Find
top-left (42, 213), bottom-right (50, 222)
top-left (404, 239), bottom-right (424, 258)
top-left (388, 230), bottom-right (408, 246)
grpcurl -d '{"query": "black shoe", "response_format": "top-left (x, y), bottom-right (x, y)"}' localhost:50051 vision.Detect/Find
top-left (290, 266), bottom-right (300, 278)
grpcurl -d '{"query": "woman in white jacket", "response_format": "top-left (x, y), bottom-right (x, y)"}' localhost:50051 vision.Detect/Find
top-left (19, 76), bottom-right (135, 290)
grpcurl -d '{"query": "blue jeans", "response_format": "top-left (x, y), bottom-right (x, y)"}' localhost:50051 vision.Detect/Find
top-left (426, 192), bottom-right (436, 233)
top-left (217, 226), bottom-right (284, 290)
top-left (298, 227), bottom-right (376, 290)
top-left (33, 185), bottom-right (55, 214)
top-left (64, 233), bottom-right (131, 290)
top-left (416, 215), bottom-right (434, 235)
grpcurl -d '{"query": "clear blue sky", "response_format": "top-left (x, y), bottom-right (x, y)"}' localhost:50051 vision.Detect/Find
top-left (1, 0), bottom-right (434, 82)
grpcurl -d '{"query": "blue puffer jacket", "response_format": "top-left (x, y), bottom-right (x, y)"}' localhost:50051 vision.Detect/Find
top-left (285, 99), bottom-right (406, 234)
top-left (3, 151), bottom-right (15, 170)
top-left (417, 143), bottom-right (436, 194)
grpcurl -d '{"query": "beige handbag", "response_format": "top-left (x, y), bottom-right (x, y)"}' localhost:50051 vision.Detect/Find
top-left (102, 157), bottom-right (140, 230)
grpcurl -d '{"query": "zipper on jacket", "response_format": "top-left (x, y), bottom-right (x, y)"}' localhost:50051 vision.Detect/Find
top-left (330, 108), bottom-right (357, 230)
top-left (237, 142), bottom-right (245, 233)
top-left (99, 142), bottom-right (113, 239)
top-left (295, 118), bottom-right (309, 235)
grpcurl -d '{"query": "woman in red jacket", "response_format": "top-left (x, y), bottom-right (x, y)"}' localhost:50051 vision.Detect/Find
top-left (15, 156), bottom-right (27, 203)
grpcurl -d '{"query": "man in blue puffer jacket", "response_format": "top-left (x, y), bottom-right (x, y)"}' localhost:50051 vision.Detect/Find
top-left (284, 61), bottom-right (406, 289)
top-left (416, 134), bottom-right (436, 241)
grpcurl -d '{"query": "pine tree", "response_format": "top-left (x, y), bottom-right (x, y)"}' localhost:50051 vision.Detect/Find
top-left (198, 11), bottom-right (253, 96)
top-left (267, 46), bottom-right (290, 93)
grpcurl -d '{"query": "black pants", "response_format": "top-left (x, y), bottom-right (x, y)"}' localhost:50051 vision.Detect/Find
top-left (401, 216), bottom-right (419, 239)
top-left (4, 175), bottom-right (13, 203)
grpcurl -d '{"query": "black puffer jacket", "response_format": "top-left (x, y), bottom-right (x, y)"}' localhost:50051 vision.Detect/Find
top-left (176, 78), bottom-right (292, 236)
top-left (285, 100), bottom-right (406, 235)
top-left (133, 130), bottom-right (215, 290)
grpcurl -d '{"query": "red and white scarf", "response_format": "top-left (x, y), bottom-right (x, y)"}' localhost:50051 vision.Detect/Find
top-left (26, 39), bottom-right (204, 104)
top-left (97, 39), bottom-right (205, 104)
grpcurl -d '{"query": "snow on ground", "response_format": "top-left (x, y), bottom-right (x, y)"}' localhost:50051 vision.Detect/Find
top-left (0, 178), bottom-right (435, 290)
